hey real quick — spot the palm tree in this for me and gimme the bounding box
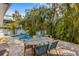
[7,10,22,36]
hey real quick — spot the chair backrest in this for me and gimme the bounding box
[0,50,6,56]
[49,41,58,50]
[34,44,49,56]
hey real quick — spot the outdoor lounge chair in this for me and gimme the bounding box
[34,43,49,56]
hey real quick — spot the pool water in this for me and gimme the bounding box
[15,33,32,41]
[3,29,44,41]
[3,28,32,41]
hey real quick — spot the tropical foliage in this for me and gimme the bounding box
[6,3,79,44]
[6,10,22,35]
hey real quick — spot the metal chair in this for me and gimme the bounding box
[47,41,59,56]
[34,43,49,56]
[0,49,9,56]
[49,41,58,50]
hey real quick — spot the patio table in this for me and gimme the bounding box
[24,37,58,55]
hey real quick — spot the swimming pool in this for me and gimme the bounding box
[3,29,32,41]
[15,33,32,41]
[3,29,44,41]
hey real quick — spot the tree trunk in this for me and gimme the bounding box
[0,3,10,37]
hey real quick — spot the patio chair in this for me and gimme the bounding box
[0,49,9,56]
[0,43,9,56]
[24,45,34,56]
[34,43,49,56]
[49,41,58,50]
[47,41,59,55]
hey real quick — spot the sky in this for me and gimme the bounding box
[5,3,41,16]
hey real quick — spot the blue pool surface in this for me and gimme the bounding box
[3,28,44,41]
[15,33,32,41]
